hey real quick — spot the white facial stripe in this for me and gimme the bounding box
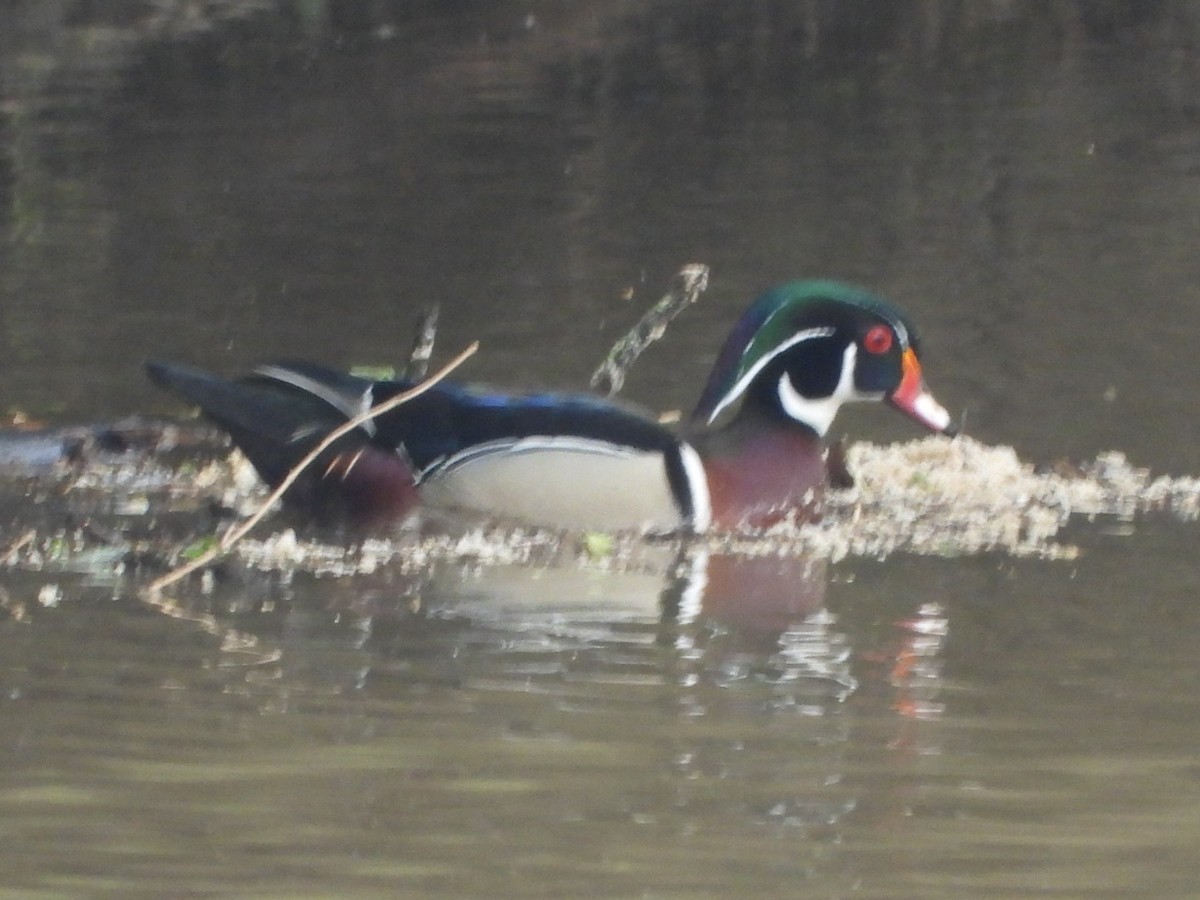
[776,343,868,436]
[706,327,836,424]
[677,441,711,532]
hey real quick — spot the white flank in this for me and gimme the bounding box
[420,436,685,532]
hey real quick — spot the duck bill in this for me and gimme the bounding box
[890,348,957,436]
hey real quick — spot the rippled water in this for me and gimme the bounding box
[5,2,1200,897]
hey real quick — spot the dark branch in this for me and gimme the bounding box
[590,264,709,395]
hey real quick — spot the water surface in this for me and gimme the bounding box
[4,2,1200,897]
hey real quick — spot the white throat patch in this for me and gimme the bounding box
[776,343,879,436]
[705,326,836,424]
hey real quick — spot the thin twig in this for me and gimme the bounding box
[142,341,479,598]
[590,264,710,395]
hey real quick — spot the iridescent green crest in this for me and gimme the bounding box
[691,280,911,424]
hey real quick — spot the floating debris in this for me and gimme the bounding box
[2,433,1199,582]
[235,527,566,578]
[222,435,1200,571]
[590,264,710,395]
[774,435,1197,561]
[36,583,62,608]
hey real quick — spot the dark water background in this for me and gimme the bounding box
[5,2,1200,897]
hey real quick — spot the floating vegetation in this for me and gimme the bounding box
[1,255,1198,587]
[188,435,1200,567]
[726,435,1197,562]
[2,429,1198,591]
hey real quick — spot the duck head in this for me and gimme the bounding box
[691,280,956,438]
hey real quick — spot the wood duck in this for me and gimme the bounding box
[146,280,955,532]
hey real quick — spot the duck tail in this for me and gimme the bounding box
[146,360,342,487]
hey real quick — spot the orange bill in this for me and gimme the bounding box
[889,348,957,435]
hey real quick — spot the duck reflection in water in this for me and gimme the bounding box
[255,539,947,728]
[203,541,949,841]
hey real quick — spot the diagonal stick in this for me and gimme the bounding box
[142,341,479,598]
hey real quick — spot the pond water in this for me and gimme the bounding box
[4,2,1200,897]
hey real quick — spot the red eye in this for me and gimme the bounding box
[863,325,894,355]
